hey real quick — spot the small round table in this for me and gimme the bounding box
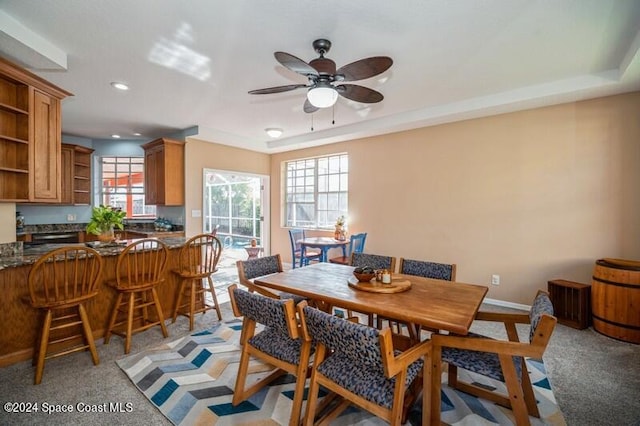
[244,245,263,260]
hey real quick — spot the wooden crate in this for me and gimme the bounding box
[547,279,591,330]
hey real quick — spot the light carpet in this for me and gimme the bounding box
[116,320,565,425]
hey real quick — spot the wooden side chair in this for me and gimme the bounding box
[27,246,104,384]
[228,284,313,426]
[431,290,557,426]
[329,232,367,265]
[104,238,170,354]
[298,301,431,426]
[289,228,321,268]
[171,233,223,330]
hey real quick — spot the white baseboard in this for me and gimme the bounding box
[483,297,531,312]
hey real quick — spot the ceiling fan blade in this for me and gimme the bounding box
[336,57,393,81]
[303,98,319,114]
[275,52,319,77]
[248,84,307,95]
[336,84,384,103]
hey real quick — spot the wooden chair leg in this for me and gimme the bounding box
[104,292,123,344]
[189,280,196,330]
[232,347,251,405]
[499,354,531,426]
[152,288,169,338]
[34,309,52,385]
[207,276,222,320]
[520,358,541,418]
[290,348,310,426]
[172,278,186,323]
[78,303,99,365]
[125,292,135,354]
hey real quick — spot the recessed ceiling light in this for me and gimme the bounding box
[110,82,129,91]
[133,132,141,136]
[265,128,283,138]
[111,134,121,139]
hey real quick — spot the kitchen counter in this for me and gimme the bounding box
[17,222,185,239]
[0,237,188,270]
[0,237,192,366]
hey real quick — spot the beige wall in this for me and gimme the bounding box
[267,92,640,304]
[183,138,270,237]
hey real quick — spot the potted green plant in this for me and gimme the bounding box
[86,205,126,242]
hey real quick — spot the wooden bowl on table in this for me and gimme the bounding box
[353,271,376,282]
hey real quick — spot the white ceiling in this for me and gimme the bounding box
[1,0,639,153]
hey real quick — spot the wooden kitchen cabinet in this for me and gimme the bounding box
[61,143,94,204]
[141,138,185,206]
[0,56,71,202]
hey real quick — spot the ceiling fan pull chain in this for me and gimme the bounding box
[332,105,335,125]
[310,113,314,131]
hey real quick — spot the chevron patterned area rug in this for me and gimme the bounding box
[116,320,565,425]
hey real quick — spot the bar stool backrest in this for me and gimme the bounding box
[29,246,103,307]
[115,238,169,290]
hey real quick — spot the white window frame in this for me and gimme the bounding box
[283,153,348,229]
[98,156,155,218]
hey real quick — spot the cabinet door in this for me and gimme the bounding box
[30,89,61,202]
[144,147,159,204]
[60,145,73,204]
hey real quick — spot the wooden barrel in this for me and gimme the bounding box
[592,258,640,344]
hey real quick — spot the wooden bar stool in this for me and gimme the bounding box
[104,238,169,354]
[27,246,103,384]
[172,234,222,330]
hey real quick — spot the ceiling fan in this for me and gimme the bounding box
[248,39,393,113]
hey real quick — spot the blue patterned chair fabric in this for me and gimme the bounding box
[351,253,394,270]
[241,255,281,280]
[442,292,554,381]
[529,291,554,342]
[239,255,306,304]
[232,287,306,365]
[302,305,423,409]
[401,259,454,280]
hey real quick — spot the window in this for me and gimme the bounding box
[100,157,155,218]
[284,153,348,229]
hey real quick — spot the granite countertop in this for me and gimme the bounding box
[0,237,188,270]
[17,222,184,236]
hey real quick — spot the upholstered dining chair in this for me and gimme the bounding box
[27,246,104,384]
[384,258,457,336]
[104,238,170,354]
[298,301,431,426]
[431,290,557,426]
[329,232,367,265]
[351,252,396,272]
[171,233,223,331]
[289,228,321,268]
[228,284,313,426]
[350,253,397,325]
[236,254,299,300]
[398,258,456,281]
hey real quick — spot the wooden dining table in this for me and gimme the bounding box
[298,237,349,266]
[253,262,489,425]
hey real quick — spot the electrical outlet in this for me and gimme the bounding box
[491,274,500,285]
[67,214,76,222]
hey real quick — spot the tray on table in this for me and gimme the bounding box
[347,276,411,293]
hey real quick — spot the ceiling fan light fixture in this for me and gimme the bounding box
[307,85,338,108]
[265,128,283,138]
